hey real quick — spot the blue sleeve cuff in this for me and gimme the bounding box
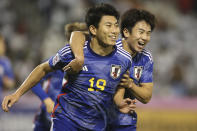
[32,82,49,101]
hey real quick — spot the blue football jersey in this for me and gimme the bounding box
[48,40,132,130]
[114,39,154,126]
[116,39,153,95]
[32,70,64,131]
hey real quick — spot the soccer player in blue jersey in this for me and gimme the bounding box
[2,3,135,131]
[0,34,15,104]
[31,22,88,131]
[66,8,156,131]
[32,70,64,131]
[111,9,156,131]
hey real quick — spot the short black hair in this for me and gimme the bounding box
[85,3,120,29]
[121,9,156,37]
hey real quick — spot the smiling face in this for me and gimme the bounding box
[124,20,151,53]
[91,15,120,47]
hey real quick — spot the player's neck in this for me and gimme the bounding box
[90,38,114,56]
[122,39,136,57]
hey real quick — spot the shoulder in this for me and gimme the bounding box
[115,39,123,48]
[51,44,74,66]
[141,49,153,63]
[116,46,132,63]
[58,44,72,57]
[83,41,89,49]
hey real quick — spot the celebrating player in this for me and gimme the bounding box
[31,22,88,131]
[66,8,156,131]
[2,3,135,131]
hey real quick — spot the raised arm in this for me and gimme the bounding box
[69,31,86,64]
[63,31,86,73]
[2,61,53,112]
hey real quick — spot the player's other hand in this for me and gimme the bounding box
[1,93,20,112]
[118,98,136,114]
[62,57,84,74]
[43,97,55,113]
[119,71,134,89]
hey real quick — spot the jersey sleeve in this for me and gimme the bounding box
[48,45,74,70]
[124,53,132,72]
[140,60,153,83]
[128,58,132,71]
[32,82,49,101]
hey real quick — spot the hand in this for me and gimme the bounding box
[119,71,134,89]
[118,98,137,114]
[62,57,84,74]
[1,93,20,112]
[43,97,55,113]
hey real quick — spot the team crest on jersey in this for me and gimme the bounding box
[110,64,121,79]
[134,66,143,80]
[53,53,60,66]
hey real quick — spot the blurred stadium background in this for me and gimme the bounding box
[0,0,197,131]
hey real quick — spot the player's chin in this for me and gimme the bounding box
[135,47,143,53]
[104,43,115,47]
[107,40,117,46]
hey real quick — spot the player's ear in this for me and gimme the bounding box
[123,28,130,38]
[89,25,97,36]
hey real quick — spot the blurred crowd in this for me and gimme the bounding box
[0,0,197,97]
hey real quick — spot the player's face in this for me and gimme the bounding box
[96,16,120,46]
[126,20,151,53]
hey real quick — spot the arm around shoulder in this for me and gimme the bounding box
[63,31,87,73]
[69,31,86,60]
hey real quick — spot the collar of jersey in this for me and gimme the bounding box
[87,40,117,58]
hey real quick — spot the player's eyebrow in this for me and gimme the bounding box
[104,21,118,25]
[138,28,145,32]
[138,28,151,33]
[104,22,112,25]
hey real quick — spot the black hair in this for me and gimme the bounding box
[121,9,156,37]
[85,3,120,29]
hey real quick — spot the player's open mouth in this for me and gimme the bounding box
[109,35,117,41]
[137,41,145,49]
[138,41,145,46]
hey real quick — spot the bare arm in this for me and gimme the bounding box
[70,31,86,60]
[2,61,53,112]
[63,31,87,73]
[43,97,55,113]
[119,72,153,104]
[128,82,153,104]
[15,62,53,97]
[114,87,136,114]
[113,87,125,106]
